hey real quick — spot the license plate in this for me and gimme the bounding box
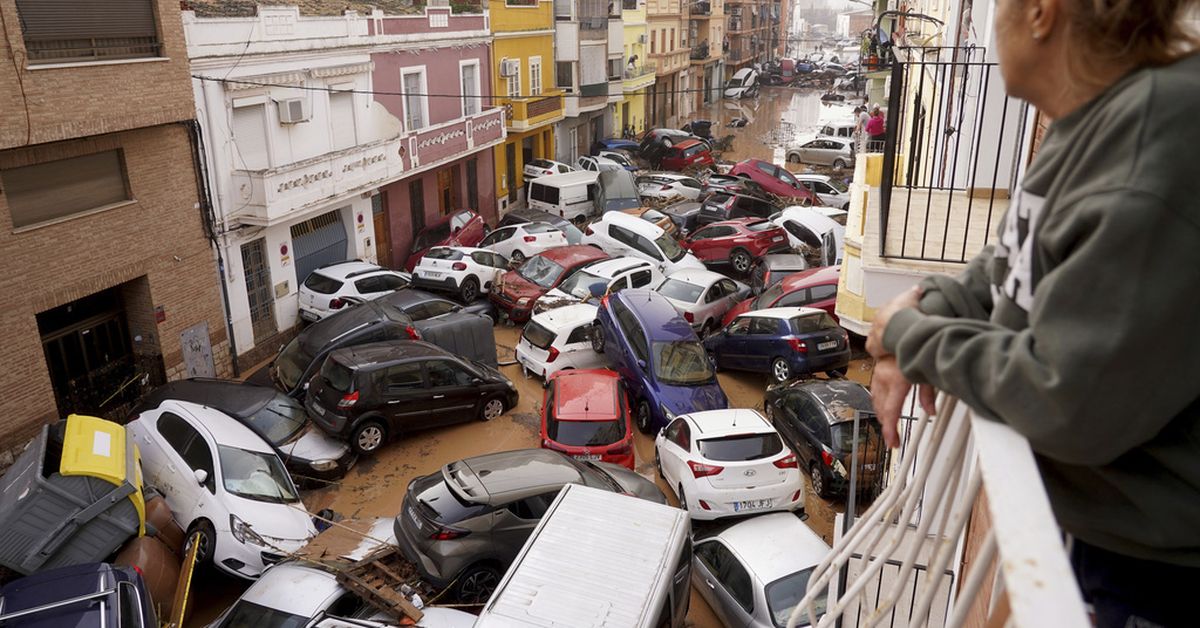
[300,310,319,322]
[425,271,442,278]
[772,236,784,242]
[733,498,773,513]
[818,340,838,351]
[574,454,601,462]
[407,506,422,530]
[312,403,326,416]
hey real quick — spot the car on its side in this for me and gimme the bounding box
[723,67,760,98]
[0,563,157,628]
[765,379,883,499]
[581,211,705,275]
[305,340,518,455]
[659,200,706,238]
[706,307,849,382]
[795,173,851,210]
[490,245,610,323]
[576,155,625,173]
[541,369,635,469]
[393,449,666,603]
[523,158,575,180]
[534,256,661,314]
[697,191,781,227]
[591,289,729,434]
[786,136,856,170]
[637,173,706,201]
[132,379,353,486]
[411,246,510,304]
[770,206,845,265]
[723,265,841,325]
[475,221,567,264]
[594,169,643,213]
[659,139,716,173]
[656,269,750,336]
[497,207,586,245]
[516,303,606,381]
[404,209,488,271]
[728,159,823,204]
[128,400,317,579]
[692,513,831,628]
[749,253,809,295]
[655,409,803,521]
[298,261,411,322]
[682,218,791,275]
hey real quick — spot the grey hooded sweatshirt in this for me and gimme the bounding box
[882,53,1200,566]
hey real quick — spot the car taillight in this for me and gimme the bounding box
[524,235,537,242]
[329,298,346,310]
[546,346,560,363]
[544,169,554,175]
[821,449,835,466]
[337,391,359,409]
[429,526,470,541]
[405,325,422,340]
[688,460,724,478]
[788,338,808,353]
[774,453,799,469]
[684,311,694,323]
[452,262,467,271]
[661,184,673,191]
[791,489,803,502]
[698,500,713,510]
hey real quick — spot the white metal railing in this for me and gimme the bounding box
[788,395,1091,628]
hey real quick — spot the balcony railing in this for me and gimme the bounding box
[689,42,710,60]
[622,0,638,8]
[501,93,565,128]
[788,395,1089,628]
[690,0,711,15]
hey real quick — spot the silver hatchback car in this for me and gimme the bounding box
[394,449,666,603]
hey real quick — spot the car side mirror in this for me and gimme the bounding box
[637,359,647,369]
[194,469,208,486]
[471,377,484,385]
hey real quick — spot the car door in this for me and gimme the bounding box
[715,317,752,369]
[699,281,729,328]
[352,275,395,303]
[686,225,731,262]
[658,418,692,490]
[693,540,758,628]
[136,410,215,527]
[375,362,436,432]
[769,390,804,452]
[425,359,482,426]
[605,224,640,258]
[560,324,602,370]
[488,491,560,564]
[743,316,783,372]
[798,140,822,164]
[478,226,517,259]
[470,251,505,289]
[796,394,832,467]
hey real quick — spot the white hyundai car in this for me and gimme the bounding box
[411,246,510,303]
[654,409,804,521]
[476,222,568,264]
[580,211,705,275]
[128,400,317,579]
[523,158,575,180]
[515,303,606,381]
[656,268,750,336]
[637,173,706,201]
[298,261,411,322]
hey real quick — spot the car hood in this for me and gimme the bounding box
[593,463,668,504]
[656,380,729,416]
[278,423,350,465]
[672,253,706,270]
[497,271,548,301]
[227,494,318,542]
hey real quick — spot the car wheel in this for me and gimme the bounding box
[460,276,480,303]
[455,564,501,604]
[810,463,831,499]
[635,399,654,435]
[677,484,689,513]
[834,158,848,170]
[511,250,526,264]
[842,202,851,210]
[662,137,674,148]
[480,396,506,421]
[185,519,216,565]
[351,420,388,456]
[826,366,849,378]
[787,153,800,163]
[730,249,753,274]
[772,357,792,383]
[590,324,606,353]
[706,349,720,372]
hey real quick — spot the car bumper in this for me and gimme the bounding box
[393,517,453,589]
[514,346,554,381]
[285,449,358,485]
[411,275,461,292]
[489,292,532,322]
[790,350,851,375]
[298,308,325,323]
[306,399,352,438]
[685,478,805,521]
[214,534,309,580]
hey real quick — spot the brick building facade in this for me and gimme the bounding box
[0,0,231,452]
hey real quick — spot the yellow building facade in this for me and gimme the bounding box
[620,1,655,134]
[491,0,565,213]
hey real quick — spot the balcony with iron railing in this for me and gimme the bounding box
[622,61,657,90]
[499,90,566,131]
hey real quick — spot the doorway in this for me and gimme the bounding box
[505,143,518,203]
[437,167,458,215]
[241,238,277,343]
[371,192,392,266]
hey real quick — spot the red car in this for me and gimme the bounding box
[681,218,791,275]
[540,369,634,469]
[727,158,822,204]
[660,139,716,172]
[722,264,841,325]
[490,245,609,322]
[403,209,488,271]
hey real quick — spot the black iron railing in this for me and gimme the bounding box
[878,47,1030,263]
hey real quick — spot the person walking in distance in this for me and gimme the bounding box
[866,1,1199,626]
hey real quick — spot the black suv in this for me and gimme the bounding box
[697,191,780,227]
[305,341,518,455]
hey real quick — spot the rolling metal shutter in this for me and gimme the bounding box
[290,211,349,286]
[15,0,160,63]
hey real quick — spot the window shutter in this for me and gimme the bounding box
[16,0,160,63]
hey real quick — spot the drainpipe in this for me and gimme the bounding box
[183,118,241,377]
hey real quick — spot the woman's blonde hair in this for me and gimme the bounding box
[1064,0,1199,85]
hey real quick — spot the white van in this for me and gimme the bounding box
[527,171,600,223]
[580,211,705,274]
[724,68,759,99]
[474,484,693,628]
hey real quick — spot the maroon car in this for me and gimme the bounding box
[660,139,716,172]
[681,218,791,274]
[404,209,488,271]
[727,158,822,205]
[490,245,609,322]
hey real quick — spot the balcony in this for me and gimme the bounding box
[622,0,638,8]
[689,0,711,15]
[500,91,566,131]
[689,42,711,61]
[623,62,656,91]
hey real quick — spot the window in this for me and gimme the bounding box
[664,418,691,451]
[383,363,424,390]
[670,28,676,51]
[409,299,458,320]
[16,0,161,64]
[696,541,755,613]
[629,269,654,288]
[776,288,810,307]
[506,59,522,98]
[330,90,357,151]
[427,361,474,387]
[461,62,480,116]
[117,581,146,628]
[402,69,427,131]
[809,284,837,301]
[2,150,131,229]
[566,324,592,345]
[607,58,622,80]
[505,492,557,520]
[231,105,270,170]
[651,32,656,54]
[466,158,479,211]
[727,318,752,335]
[156,412,196,459]
[480,227,516,248]
[354,276,387,294]
[556,61,574,89]
[529,57,543,96]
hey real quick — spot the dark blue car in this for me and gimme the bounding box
[591,289,729,434]
[704,307,850,382]
[593,138,640,154]
[0,563,157,628]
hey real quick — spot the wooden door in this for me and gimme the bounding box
[371,193,392,267]
[438,168,455,215]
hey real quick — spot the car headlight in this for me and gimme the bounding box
[660,404,677,422]
[310,459,338,472]
[230,514,264,545]
[517,297,531,306]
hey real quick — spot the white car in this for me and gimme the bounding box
[523,158,575,180]
[785,136,855,169]
[128,400,317,579]
[724,67,760,99]
[411,246,510,303]
[692,512,831,628]
[576,155,625,173]
[209,562,476,627]
[515,303,606,381]
[655,409,804,521]
[770,206,845,265]
[637,173,706,201]
[299,261,411,322]
[598,150,637,171]
[476,221,568,263]
[655,268,750,335]
[581,211,705,274]
[533,256,662,314]
[795,173,851,210]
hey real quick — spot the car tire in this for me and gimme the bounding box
[460,276,480,303]
[772,357,792,383]
[834,158,848,170]
[842,203,851,210]
[351,420,388,456]
[810,463,831,499]
[730,249,753,274]
[454,563,502,604]
[185,519,216,566]
[511,250,526,265]
[787,153,801,163]
[479,396,506,421]
[590,324,605,353]
[662,137,674,148]
[635,399,654,435]
[826,366,849,378]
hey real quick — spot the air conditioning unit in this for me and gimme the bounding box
[277,98,310,124]
[500,58,520,77]
[638,34,647,44]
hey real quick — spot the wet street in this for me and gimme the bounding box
[188,86,871,627]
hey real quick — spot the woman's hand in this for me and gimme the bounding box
[866,286,922,359]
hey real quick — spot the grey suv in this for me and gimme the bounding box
[394,449,666,603]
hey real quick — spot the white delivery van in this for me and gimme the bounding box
[474,484,693,628]
[527,170,600,223]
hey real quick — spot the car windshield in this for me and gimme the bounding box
[423,247,462,261]
[218,446,299,504]
[246,397,308,445]
[777,168,801,188]
[556,269,608,298]
[522,321,557,350]
[655,232,687,262]
[218,601,307,628]
[791,312,839,333]
[652,341,715,385]
[413,223,451,251]
[302,273,341,295]
[754,281,787,308]
[658,278,704,303]
[826,178,849,193]
[831,419,883,456]
[274,337,311,391]
[518,255,568,289]
[698,433,783,461]
[320,358,355,393]
[547,417,626,447]
[766,567,828,628]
